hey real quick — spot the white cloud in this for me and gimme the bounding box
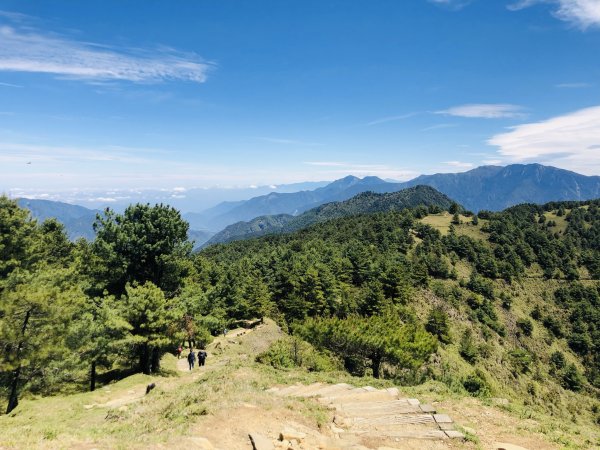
[0,81,22,87]
[437,104,526,119]
[428,0,474,10]
[0,18,212,84]
[303,161,417,180]
[509,0,600,30]
[443,160,475,169]
[366,112,419,126]
[487,105,600,174]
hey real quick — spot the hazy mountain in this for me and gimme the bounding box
[17,198,213,249]
[205,185,454,246]
[401,164,600,212]
[191,164,600,231]
[191,175,400,231]
[17,198,101,241]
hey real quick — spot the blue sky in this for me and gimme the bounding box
[0,0,599,196]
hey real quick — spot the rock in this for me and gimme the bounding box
[491,398,510,405]
[249,432,275,450]
[279,427,306,442]
[494,443,530,450]
[433,413,453,423]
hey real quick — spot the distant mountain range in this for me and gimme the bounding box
[188,164,600,231]
[204,185,455,246]
[14,164,600,245]
[16,198,214,249]
[17,198,100,241]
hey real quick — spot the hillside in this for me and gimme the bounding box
[1,195,599,449]
[205,185,455,246]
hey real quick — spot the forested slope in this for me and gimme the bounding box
[206,185,455,246]
[1,194,599,445]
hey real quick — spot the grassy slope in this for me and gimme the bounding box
[0,319,597,449]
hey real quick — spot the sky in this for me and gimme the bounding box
[0,0,599,198]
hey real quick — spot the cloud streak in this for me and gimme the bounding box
[437,103,526,119]
[487,105,600,174]
[509,0,600,30]
[0,17,213,84]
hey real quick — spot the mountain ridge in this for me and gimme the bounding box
[204,185,456,247]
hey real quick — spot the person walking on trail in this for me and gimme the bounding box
[176,345,182,359]
[198,349,208,367]
[187,349,196,370]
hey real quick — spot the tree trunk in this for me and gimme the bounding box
[90,360,97,391]
[6,366,21,414]
[139,344,151,375]
[6,309,31,414]
[371,353,382,379]
[150,347,160,373]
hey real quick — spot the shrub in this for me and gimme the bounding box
[256,336,340,372]
[463,370,490,397]
[459,330,479,364]
[516,318,533,337]
[425,307,452,344]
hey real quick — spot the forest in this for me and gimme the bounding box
[0,192,599,422]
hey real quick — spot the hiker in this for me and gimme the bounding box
[198,349,208,367]
[187,349,196,370]
[176,345,182,359]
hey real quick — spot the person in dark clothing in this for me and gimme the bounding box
[198,349,208,367]
[187,350,196,370]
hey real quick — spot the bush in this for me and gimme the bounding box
[463,370,490,397]
[508,349,532,374]
[256,336,341,372]
[459,330,479,364]
[516,318,533,337]
[562,364,585,392]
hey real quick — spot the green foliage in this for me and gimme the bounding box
[508,349,532,374]
[516,318,533,337]
[295,313,437,379]
[90,203,191,297]
[256,336,341,372]
[425,307,452,344]
[463,370,490,397]
[459,329,479,364]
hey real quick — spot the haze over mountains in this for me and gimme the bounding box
[15,164,600,248]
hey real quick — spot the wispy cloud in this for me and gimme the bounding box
[0,81,22,88]
[421,123,458,131]
[303,161,417,180]
[487,105,600,174]
[366,112,419,126]
[0,14,213,84]
[509,0,600,30]
[437,103,526,119]
[428,0,474,11]
[442,160,474,169]
[556,82,592,88]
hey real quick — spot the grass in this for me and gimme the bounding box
[420,212,488,240]
[1,318,598,449]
